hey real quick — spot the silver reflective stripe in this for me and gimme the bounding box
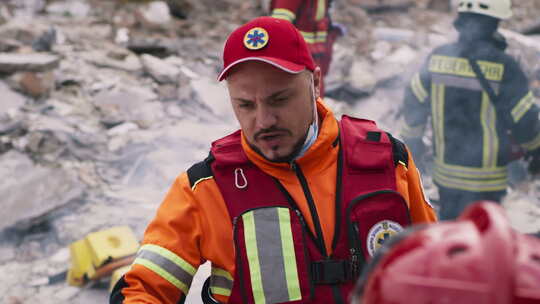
[432,74,500,93]
[254,208,290,304]
[137,250,194,286]
[133,244,196,294]
[210,266,233,297]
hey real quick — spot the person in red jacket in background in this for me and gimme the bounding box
[270,0,344,96]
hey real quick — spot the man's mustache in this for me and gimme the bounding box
[254,127,291,141]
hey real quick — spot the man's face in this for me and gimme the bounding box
[226,61,320,162]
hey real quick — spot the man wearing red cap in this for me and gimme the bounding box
[110,17,436,304]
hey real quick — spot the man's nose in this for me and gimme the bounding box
[255,105,278,129]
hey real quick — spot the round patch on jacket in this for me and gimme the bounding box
[367,220,404,256]
[244,27,269,50]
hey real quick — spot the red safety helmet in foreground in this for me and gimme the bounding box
[353,201,540,304]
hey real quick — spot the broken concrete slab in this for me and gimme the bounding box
[0,53,60,73]
[0,81,26,115]
[140,54,180,84]
[0,150,84,232]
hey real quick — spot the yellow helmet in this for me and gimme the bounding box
[457,0,512,20]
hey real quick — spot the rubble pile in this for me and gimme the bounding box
[0,0,538,303]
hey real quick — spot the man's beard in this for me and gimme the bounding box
[250,130,309,163]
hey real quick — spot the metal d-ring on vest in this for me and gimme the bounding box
[234,168,248,189]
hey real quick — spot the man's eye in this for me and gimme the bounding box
[273,96,288,104]
[239,103,254,109]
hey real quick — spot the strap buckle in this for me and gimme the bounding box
[311,259,352,285]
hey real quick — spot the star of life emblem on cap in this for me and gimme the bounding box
[243,27,269,50]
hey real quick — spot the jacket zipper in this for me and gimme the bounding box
[349,222,362,278]
[290,160,328,257]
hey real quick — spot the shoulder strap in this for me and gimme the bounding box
[467,57,499,103]
[386,132,409,168]
[187,153,215,189]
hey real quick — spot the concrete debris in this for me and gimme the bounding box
[45,0,91,18]
[0,0,538,303]
[140,54,180,84]
[0,81,26,115]
[0,150,84,232]
[0,53,60,73]
[137,1,172,27]
[372,27,415,43]
[9,70,55,98]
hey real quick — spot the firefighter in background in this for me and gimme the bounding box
[351,201,540,304]
[110,17,436,304]
[400,0,540,220]
[270,0,344,96]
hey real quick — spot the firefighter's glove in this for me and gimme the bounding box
[526,148,540,176]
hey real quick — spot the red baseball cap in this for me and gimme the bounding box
[218,16,315,81]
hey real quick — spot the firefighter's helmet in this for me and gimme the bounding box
[457,0,512,20]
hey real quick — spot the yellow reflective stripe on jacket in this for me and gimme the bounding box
[271,8,296,22]
[434,159,507,179]
[410,72,428,103]
[278,208,301,301]
[433,159,508,192]
[431,83,446,162]
[300,30,328,43]
[480,92,499,168]
[433,171,507,192]
[133,244,196,294]
[511,91,535,123]
[521,132,540,151]
[316,0,326,20]
[210,266,234,297]
[243,212,265,304]
[400,120,425,139]
[429,55,504,81]
[191,176,213,191]
[243,208,302,304]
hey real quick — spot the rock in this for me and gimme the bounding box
[136,1,172,28]
[127,36,176,57]
[107,122,139,137]
[0,245,16,264]
[0,38,22,53]
[0,150,84,232]
[191,78,232,120]
[84,51,142,73]
[348,60,377,94]
[157,84,178,101]
[372,27,415,43]
[0,81,26,115]
[9,71,55,98]
[0,53,60,73]
[140,54,180,84]
[11,0,46,16]
[45,0,91,18]
[93,86,158,126]
[500,29,540,53]
[31,27,56,52]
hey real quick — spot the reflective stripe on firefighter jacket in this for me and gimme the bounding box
[210,115,411,303]
[401,38,540,192]
[270,0,334,75]
[110,100,437,304]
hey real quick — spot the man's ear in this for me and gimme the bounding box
[313,67,322,99]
